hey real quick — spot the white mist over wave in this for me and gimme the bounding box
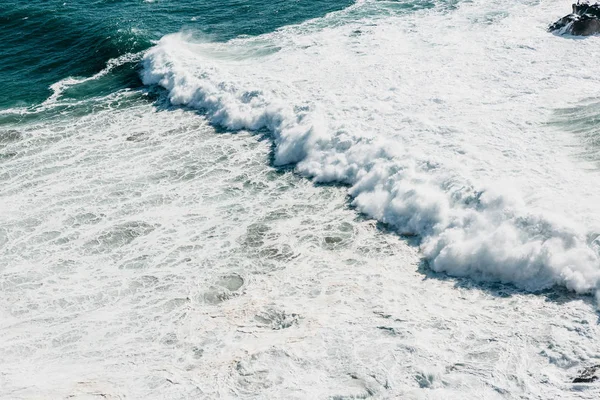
[142,0,600,296]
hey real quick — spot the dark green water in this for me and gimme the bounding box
[0,0,355,109]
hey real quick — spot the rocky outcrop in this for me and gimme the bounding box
[549,2,600,36]
[573,365,600,383]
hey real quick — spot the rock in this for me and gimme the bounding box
[573,364,600,383]
[549,2,600,36]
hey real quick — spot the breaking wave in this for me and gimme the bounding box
[141,9,600,297]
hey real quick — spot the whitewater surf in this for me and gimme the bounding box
[1,0,600,398]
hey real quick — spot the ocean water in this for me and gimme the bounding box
[1,0,600,398]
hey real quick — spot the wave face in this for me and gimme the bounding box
[142,1,600,296]
[0,0,354,109]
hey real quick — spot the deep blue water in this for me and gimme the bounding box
[0,0,355,109]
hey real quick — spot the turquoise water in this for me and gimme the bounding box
[0,0,354,109]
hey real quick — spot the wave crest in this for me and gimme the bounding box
[142,32,600,297]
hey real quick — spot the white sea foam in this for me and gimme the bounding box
[4,1,600,399]
[142,0,600,296]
